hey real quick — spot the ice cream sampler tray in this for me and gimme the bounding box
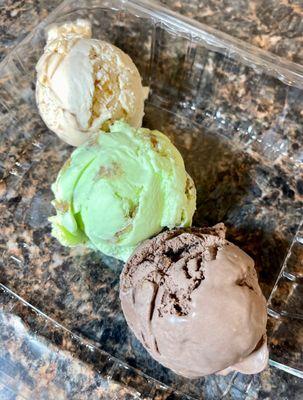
[0,0,302,398]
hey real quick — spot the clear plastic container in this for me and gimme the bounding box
[0,0,302,397]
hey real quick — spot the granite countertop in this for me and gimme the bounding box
[0,1,303,399]
[1,0,302,64]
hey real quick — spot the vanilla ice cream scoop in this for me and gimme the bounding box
[36,19,148,146]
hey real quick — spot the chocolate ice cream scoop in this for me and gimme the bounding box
[120,224,268,378]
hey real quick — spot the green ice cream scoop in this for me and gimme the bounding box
[50,121,196,261]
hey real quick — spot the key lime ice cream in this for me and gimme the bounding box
[50,121,196,261]
[36,19,148,146]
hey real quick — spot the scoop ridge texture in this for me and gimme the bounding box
[120,224,268,377]
[36,19,148,146]
[50,121,196,261]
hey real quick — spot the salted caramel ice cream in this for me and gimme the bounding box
[36,19,148,146]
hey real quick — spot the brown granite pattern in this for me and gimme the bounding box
[1,1,302,65]
[0,0,302,399]
[161,0,303,65]
[1,284,303,400]
[0,0,61,63]
[0,285,192,400]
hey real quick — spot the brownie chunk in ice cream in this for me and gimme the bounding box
[120,224,268,377]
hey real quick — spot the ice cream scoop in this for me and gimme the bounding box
[50,121,196,261]
[120,224,268,377]
[36,19,148,146]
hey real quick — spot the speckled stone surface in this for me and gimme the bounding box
[1,0,302,65]
[0,0,303,399]
[160,0,303,65]
[1,284,303,400]
[0,0,61,63]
